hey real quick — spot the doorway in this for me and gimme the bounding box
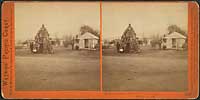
[84,39,89,48]
[172,38,176,48]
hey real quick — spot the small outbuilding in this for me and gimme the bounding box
[74,32,99,50]
[162,32,187,49]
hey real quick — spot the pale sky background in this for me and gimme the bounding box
[102,2,188,40]
[15,2,188,42]
[15,2,100,42]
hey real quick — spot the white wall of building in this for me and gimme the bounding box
[77,32,99,49]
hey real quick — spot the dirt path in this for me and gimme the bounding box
[103,49,188,91]
[15,49,100,91]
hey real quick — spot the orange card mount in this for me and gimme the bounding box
[1,1,199,99]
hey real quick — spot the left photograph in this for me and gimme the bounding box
[15,2,100,91]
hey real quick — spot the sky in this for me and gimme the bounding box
[102,2,188,40]
[15,2,188,42]
[15,2,100,42]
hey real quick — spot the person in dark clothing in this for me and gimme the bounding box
[116,41,120,52]
[158,39,162,50]
[71,39,74,50]
[30,42,33,53]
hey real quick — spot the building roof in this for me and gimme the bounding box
[78,32,99,39]
[164,32,186,39]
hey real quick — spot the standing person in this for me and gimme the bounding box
[116,41,120,52]
[71,37,74,50]
[30,42,33,53]
[48,40,54,54]
[158,39,162,50]
[162,38,167,50]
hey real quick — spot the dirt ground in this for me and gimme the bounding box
[103,45,188,91]
[16,45,188,91]
[15,47,100,91]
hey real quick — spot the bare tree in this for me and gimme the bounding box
[150,34,162,49]
[63,34,73,48]
[54,33,60,46]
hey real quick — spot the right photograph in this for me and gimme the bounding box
[102,2,188,91]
